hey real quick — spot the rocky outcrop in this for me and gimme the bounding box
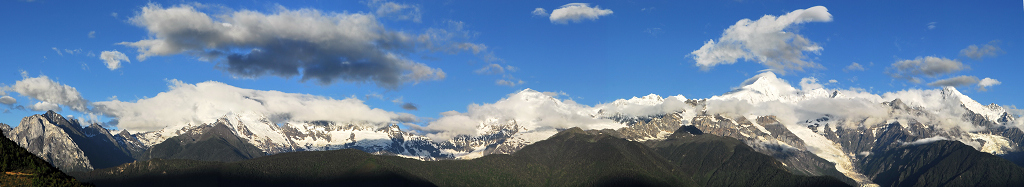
[5,111,93,172]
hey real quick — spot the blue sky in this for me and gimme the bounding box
[1,0,1021,131]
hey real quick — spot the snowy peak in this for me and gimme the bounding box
[940,86,1006,121]
[738,71,798,95]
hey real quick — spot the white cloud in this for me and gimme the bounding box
[93,80,406,132]
[474,63,505,75]
[690,6,831,73]
[496,79,524,87]
[880,89,978,130]
[119,3,477,89]
[100,50,130,70]
[63,49,82,55]
[0,96,16,105]
[415,89,624,141]
[366,0,421,22]
[887,56,965,83]
[88,31,96,38]
[595,94,692,117]
[927,22,937,30]
[926,75,978,87]
[904,136,947,146]
[29,102,61,112]
[531,8,548,17]
[12,72,90,112]
[960,40,1003,60]
[828,79,838,83]
[799,77,823,91]
[978,77,1001,91]
[843,62,865,72]
[52,47,63,56]
[111,12,118,18]
[548,3,613,24]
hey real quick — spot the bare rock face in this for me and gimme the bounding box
[6,111,94,172]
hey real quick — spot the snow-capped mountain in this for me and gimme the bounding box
[2,111,136,173]
[5,71,1022,187]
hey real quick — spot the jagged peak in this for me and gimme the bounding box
[887,98,910,110]
[830,90,843,98]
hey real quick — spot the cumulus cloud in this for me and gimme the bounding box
[548,3,613,24]
[691,6,831,73]
[887,56,965,83]
[93,80,407,132]
[843,62,865,72]
[978,77,1001,91]
[799,77,823,91]
[415,89,624,141]
[118,3,482,89]
[531,8,548,17]
[12,72,90,112]
[0,96,16,105]
[100,50,130,70]
[29,102,60,112]
[960,40,1003,60]
[926,75,979,87]
[88,31,96,38]
[366,0,421,22]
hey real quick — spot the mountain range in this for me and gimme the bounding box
[3,71,1024,186]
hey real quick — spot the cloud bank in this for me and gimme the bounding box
[93,80,407,132]
[547,3,613,24]
[691,6,832,73]
[120,3,478,89]
[414,89,625,141]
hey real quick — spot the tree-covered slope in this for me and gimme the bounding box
[77,127,693,187]
[860,140,1024,187]
[646,125,854,187]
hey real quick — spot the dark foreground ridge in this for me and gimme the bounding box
[647,125,853,186]
[75,125,850,187]
[859,140,1024,187]
[0,127,92,186]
